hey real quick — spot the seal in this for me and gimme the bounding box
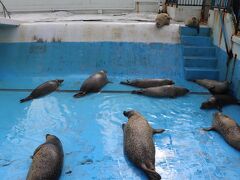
[201,94,240,111]
[122,110,164,180]
[120,79,174,88]
[155,13,171,28]
[27,134,64,180]
[185,16,200,33]
[193,79,229,94]
[132,85,189,98]
[73,70,110,98]
[20,79,64,103]
[203,112,240,151]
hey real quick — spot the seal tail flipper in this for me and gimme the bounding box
[20,96,32,103]
[153,128,165,135]
[131,90,143,94]
[122,123,125,131]
[202,127,215,131]
[196,25,200,34]
[73,91,86,98]
[141,163,161,180]
[120,81,128,85]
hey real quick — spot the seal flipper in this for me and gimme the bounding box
[120,80,130,85]
[153,128,165,135]
[202,127,215,131]
[122,123,125,130]
[20,96,33,103]
[196,26,200,34]
[31,144,45,158]
[73,91,86,98]
[132,90,143,94]
[141,163,161,180]
[217,105,223,112]
[208,86,215,93]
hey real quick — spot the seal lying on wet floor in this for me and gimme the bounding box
[192,79,229,94]
[120,79,174,88]
[201,94,240,111]
[122,110,164,180]
[203,112,240,151]
[20,79,64,103]
[73,70,111,98]
[27,134,64,180]
[132,85,189,98]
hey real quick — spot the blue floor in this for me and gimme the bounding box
[0,77,240,180]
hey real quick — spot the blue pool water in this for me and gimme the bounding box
[0,42,240,180]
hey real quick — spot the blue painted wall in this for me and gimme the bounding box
[0,42,183,78]
[217,46,240,99]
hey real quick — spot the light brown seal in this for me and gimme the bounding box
[155,13,171,28]
[185,16,200,33]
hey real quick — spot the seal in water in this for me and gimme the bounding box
[185,16,200,33]
[27,134,64,180]
[155,13,171,28]
[203,112,240,151]
[120,79,174,88]
[20,79,64,103]
[201,94,240,111]
[122,110,164,180]
[192,79,229,94]
[73,70,110,98]
[132,85,189,98]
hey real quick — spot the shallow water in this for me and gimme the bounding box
[0,78,240,180]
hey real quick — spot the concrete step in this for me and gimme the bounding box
[183,46,216,57]
[184,67,219,80]
[184,56,217,68]
[180,26,211,36]
[181,36,212,46]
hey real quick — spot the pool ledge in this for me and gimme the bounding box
[0,21,180,43]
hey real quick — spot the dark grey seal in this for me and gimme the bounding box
[20,79,64,103]
[73,70,110,98]
[203,112,240,151]
[193,79,229,94]
[27,134,64,180]
[120,79,174,88]
[132,85,189,98]
[201,94,240,111]
[122,110,164,180]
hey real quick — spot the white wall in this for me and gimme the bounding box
[1,0,135,12]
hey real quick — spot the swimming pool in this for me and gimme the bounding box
[0,23,240,180]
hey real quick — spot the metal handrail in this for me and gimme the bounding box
[211,0,239,33]
[0,0,10,19]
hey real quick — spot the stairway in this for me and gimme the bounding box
[180,26,219,80]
